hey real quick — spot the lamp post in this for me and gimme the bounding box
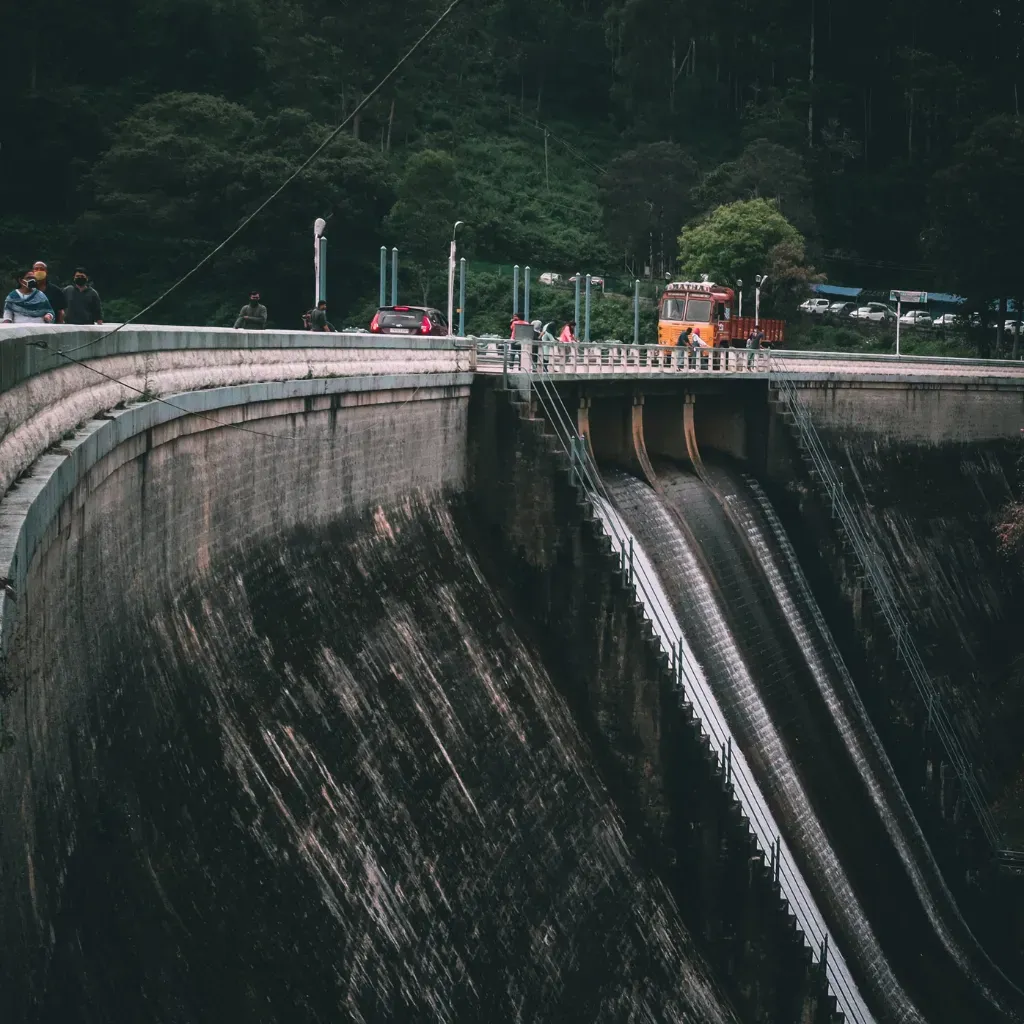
[447,220,465,336]
[736,278,744,319]
[755,274,769,327]
[458,257,466,337]
[314,218,327,306]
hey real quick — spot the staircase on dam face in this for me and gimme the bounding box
[766,365,1020,867]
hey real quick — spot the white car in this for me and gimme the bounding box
[898,310,932,327]
[800,298,831,314]
[932,313,959,327]
[538,272,562,286]
[850,303,896,322]
[1004,320,1023,334]
[828,301,859,317]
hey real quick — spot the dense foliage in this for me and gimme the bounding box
[2,0,1023,335]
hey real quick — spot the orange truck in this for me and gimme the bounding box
[657,280,785,346]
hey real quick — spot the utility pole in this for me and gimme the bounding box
[447,220,465,336]
[314,218,327,306]
[544,129,550,190]
[755,274,768,327]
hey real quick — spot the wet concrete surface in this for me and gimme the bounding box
[19,495,738,1024]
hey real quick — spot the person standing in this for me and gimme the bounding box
[509,313,532,368]
[234,290,267,330]
[746,326,765,369]
[31,261,66,324]
[2,270,55,323]
[309,299,334,332]
[63,268,103,325]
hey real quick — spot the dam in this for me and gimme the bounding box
[0,324,1022,1022]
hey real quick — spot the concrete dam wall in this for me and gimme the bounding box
[761,376,1024,965]
[0,358,836,1023]
[4,334,1023,1023]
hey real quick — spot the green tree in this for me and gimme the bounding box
[80,92,394,324]
[678,199,820,311]
[693,139,817,240]
[927,115,1024,355]
[599,142,699,275]
[385,150,460,304]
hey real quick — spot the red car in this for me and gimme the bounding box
[369,305,450,336]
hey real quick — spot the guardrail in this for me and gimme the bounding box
[476,340,769,376]
[767,354,1005,853]
[514,355,867,1022]
[0,324,475,396]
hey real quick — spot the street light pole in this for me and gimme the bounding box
[736,278,744,319]
[755,274,769,327]
[314,218,327,306]
[447,220,464,336]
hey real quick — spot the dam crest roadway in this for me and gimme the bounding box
[1,322,1023,1024]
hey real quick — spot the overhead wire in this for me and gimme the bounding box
[54,0,467,360]
[23,0,469,443]
[53,346,463,443]
[506,106,607,176]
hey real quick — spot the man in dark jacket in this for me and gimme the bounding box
[309,299,335,332]
[31,261,66,323]
[234,290,268,329]
[63,268,103,325]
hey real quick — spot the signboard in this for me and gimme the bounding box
[890,290,928,304]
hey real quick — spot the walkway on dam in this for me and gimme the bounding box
[475,340,1024,382]
[3,323,1024,390]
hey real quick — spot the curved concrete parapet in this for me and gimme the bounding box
[0,325,473,503]
[0,372,472,997]
[0,371,472,657]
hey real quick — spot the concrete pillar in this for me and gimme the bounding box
[630,394,658,487]
[683,393,706,475]
[577,395,595,462]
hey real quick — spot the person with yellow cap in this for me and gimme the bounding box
[31,261,66,324]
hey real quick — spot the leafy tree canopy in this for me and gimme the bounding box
[599,142,699,274]
[927,115,1024,304]
[384,150,460,303]
[693,139,817,242]
[78,92,395,323]
[678,199,819,310]
[5,0,1024,330]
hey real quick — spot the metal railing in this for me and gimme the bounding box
[478,340,1024,381]
[509,348,865,1021]
[478,340,770,377]
[767,355,1004,852]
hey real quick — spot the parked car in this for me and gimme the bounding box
[933,312,980,328]
[827,301,859,318]
[539,272,562,286]
[850,303,896,322]
[898,310,933,327]
[570,274,605,291]
[800,298,831,314]
[369,305,449,336]
[1005,320,1023,334]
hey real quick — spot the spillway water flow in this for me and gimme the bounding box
[721,466,1024,1020]
[603,470,930,1023]
[593,494,876,1024]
